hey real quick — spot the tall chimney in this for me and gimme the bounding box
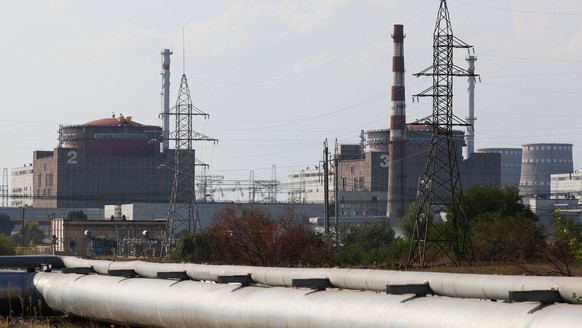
[464,55,477,159]
[387,25,406,220]
[161,49,172,153]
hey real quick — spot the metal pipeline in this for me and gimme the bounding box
[0,255,65,269]
[0,257,581,326]
[32,271,582,328]
[60,257,582,304]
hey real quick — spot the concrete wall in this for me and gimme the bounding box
[33,148,176,208]
[106,202,324,230]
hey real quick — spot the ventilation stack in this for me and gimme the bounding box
[465,55,477,159]
[387,24,407,220]
[161,49,172,153]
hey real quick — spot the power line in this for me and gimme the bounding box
[188,4,438,85]
[451,0,582,16]
[482,81,582,95]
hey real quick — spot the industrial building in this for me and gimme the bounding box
[287,167,327,204]
[10,164,33,207]
[477,148,522,188]
[334,127,499,219]
[551,172,582,200]
[519,143,573,198]
[32,115,177,208]
[287,125,500,221]
[286,24,499,221]
[49,219,166,257]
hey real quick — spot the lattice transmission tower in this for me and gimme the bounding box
[162,73,217,255]
[407,0,478,266]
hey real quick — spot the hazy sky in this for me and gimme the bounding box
[2,0,582,196]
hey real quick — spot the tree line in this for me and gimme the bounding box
[169,186,582,275]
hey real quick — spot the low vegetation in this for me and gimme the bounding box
[167,186,582,276]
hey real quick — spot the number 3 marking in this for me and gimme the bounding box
[380,154,389,168]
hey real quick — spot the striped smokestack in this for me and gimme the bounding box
[387,24,406,220]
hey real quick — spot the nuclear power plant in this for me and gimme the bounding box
[2,15,579,234]
[32,115,176,209]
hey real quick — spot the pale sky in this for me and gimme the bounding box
[2,0,582,198]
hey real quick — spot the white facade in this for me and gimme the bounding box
[551,172,582,200]
[287,168,328,203]
[287,168,389,219]
[11,165,34,207]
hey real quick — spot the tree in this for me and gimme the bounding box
[167,231,212,263]
[66,210,88,220]
[206,205,325,266]
[459,185,543,263]
[461,185,535,220]
[0,235,15,255]
[12,221,45,246]
[471,213,544,262]
[538,210,582,276]
[398,202,420,240]
[334,221,396,266]
[0,213,14,235]
[398,202,439,242]
[403,186,543,264]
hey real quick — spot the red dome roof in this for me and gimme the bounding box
[85,116,142,126]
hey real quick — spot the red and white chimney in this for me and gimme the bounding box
[387,24,407,220]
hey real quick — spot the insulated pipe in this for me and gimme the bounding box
[0,255,65,269]
[0,271,50,316]
[60,257,582,304]
[32,272,582,328]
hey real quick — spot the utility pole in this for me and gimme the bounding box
[323,139,330,234]
[334,139,339,232]
[1,168,8,207]
[21,206,25,248]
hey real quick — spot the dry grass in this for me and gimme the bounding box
[2,317,120,328]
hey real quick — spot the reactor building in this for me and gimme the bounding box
[518,143,573,198]
[477,148,522,188]
[33,115,177,208]
[334,126,499,219]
